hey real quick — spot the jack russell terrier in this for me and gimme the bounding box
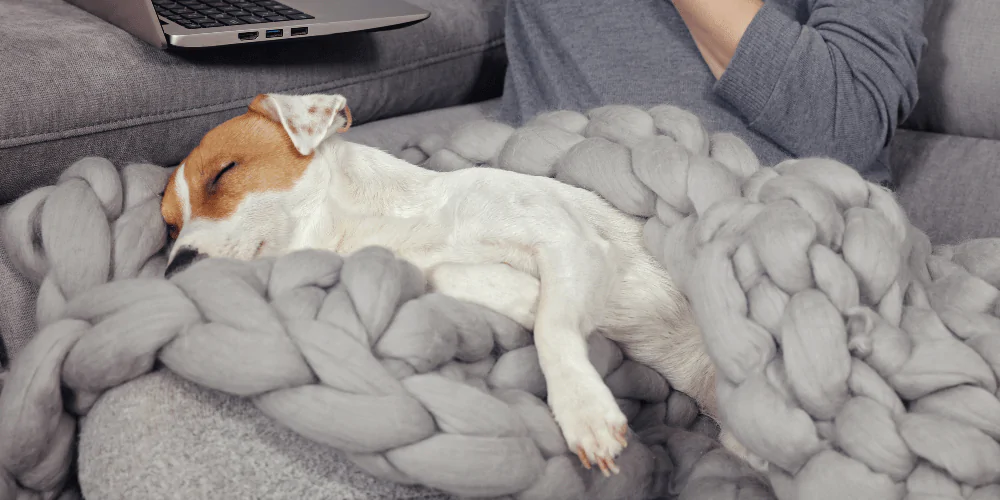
[160,93,729,475]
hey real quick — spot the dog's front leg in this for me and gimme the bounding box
[532,239,628,476]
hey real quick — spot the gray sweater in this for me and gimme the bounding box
[499,0,929,183]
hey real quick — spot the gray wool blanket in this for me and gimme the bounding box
[2,103,1000,500]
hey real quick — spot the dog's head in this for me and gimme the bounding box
[160,93,352,277]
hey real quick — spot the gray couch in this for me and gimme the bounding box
[0,0,998,498]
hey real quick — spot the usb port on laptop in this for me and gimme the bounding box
[265,29,283,38]
[290,27,308,36]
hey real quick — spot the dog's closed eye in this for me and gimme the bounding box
[209,161,237,193]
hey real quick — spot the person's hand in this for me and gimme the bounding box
[671,0,764,78]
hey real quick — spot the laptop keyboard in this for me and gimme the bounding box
[153,0,314,29]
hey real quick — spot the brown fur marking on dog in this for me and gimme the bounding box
[160,104,312,231]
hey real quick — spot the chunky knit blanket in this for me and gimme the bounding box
[2,104,1000,500]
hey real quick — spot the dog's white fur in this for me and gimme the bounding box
[164,93,727,473]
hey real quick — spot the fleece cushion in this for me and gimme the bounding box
[0,0,506,203]
[79,371,456,500]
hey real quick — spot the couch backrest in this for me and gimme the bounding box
[903,0,1000,140]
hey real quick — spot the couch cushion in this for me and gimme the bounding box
[902,0,1000,140]
[891,129,1000,244]
[0,0,506,204]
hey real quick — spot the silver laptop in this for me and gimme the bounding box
[66,0,430,49]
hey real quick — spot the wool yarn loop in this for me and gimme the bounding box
[403,103,1000,499]
[3,102,1000,499]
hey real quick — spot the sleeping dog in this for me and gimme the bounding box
[160,93,726,475]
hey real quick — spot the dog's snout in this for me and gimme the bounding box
[165,247,207,278]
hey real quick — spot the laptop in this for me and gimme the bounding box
[66,0,431,49]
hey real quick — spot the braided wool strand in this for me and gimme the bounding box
[0,157,770,499]
[401,104,1000,499]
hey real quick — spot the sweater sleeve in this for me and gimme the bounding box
[712,0,928,169]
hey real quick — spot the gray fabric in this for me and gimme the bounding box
[401,104,1000,498]
[0,207,35,370]
[499,0,929,184]
[80,371,454,500]
[0,100,500,370]
[3,101,1000,499]
[891,129,1000,244]
[0,0,507,204]
[0,155,765,500]
[903,0,1000,140]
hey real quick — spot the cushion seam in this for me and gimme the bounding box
[0,38,504,149]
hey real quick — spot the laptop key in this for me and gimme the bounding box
[219,18,246,25]
[182,11,204,18]
[238,15,267,23]
[210,12,234,18]
[285,13,312,20]
[264,14,288,21]
[199,21,225,27]
[202,8,223,14]
[178,21,200,28]
[274,8,300,14]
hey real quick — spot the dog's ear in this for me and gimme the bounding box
[248,93,352,156]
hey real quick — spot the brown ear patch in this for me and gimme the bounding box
[336,105,352,133]
[176,111,313,222]
[248,94,270,117]
[160,168,184,238]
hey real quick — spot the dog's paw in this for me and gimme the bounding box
[548,378,629,476]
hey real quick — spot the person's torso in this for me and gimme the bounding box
[499,0,835,170]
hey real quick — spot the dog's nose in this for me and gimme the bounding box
[165,247,207,278]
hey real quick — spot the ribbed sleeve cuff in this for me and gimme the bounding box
[713,3,803,123]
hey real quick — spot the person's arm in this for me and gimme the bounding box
[675,0,928,170]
